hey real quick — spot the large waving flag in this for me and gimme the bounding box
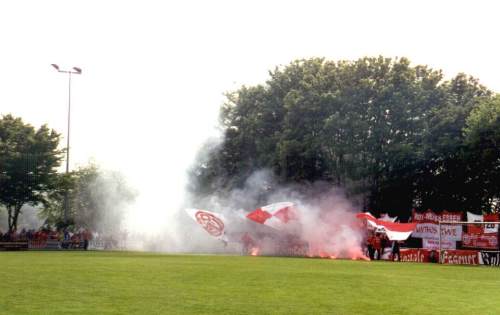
[356,212,416,241]
[467,212,500,234]
[246,202,297,230]
[467,211,484,234]
[185,208,228,242]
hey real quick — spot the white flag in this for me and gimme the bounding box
[379,213,398,222]
[467,212,483,223]
[185,208,228,242]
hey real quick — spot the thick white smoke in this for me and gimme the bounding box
[176,169,367,259]
[0,149,366,259]
[0,205,44,233]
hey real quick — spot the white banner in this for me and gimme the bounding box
[412,223,462,241]
[484,222,499,234]
[467,211,483,223]
[422,238,456,250]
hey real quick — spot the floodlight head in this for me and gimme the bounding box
[51,64,60,71]
[73,67,82,74]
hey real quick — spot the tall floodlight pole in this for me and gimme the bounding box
[51,64,82,223]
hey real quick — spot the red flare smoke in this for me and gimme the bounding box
[250,247,260,256]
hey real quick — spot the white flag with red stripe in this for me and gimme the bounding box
[356,212,416,241]
[246,202,297,230]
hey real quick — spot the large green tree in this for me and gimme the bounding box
[0,115,63,232]
[190,57,496,217]
[461,95,500,212]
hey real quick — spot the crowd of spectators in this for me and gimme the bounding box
[0,227,93,250]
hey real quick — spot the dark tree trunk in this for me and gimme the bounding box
[7,205,22,233]
[7,206,14,233]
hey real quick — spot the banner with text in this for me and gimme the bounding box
[440,250,480,265]
[411,209,462,242]
[422,238,456,250]
[400,248,435,263]
[479,251,500,266]
[401,248,499,266]
[462,233,498,249]
[411,223,462,241]
[412,209,462,223]
[484,213,499,234]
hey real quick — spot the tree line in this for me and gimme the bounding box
[190,57,500,219]
[0,114,135,233]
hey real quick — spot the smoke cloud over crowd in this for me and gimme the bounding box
[155,169,368,259]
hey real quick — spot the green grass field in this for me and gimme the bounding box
[1,251,499,315]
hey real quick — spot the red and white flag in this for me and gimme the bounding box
[246,202,297,230]
[467,211,484,234]
[356,212,417,241]
[185,208,228,242]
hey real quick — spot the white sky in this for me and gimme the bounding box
[1,0,499,233]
